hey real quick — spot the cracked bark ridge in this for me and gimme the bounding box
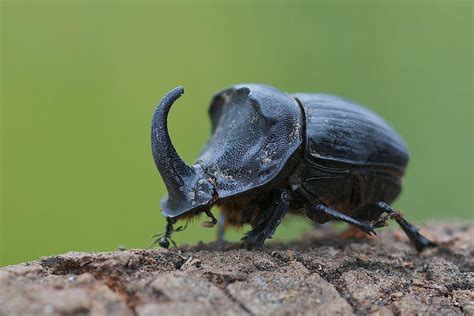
[0,223,473,316]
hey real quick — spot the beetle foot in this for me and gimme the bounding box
[411,232,437,252]
[359,223,377,236]
[395,217,437,252]
[240,232,266,251]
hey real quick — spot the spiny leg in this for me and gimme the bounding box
[354,201,436,252]
[241,190,292,250]
[306,204,377,235]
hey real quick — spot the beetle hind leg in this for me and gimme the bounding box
[306,204,377,236]
[354,202,437,252]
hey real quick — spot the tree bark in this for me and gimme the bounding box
[0,223,472,315]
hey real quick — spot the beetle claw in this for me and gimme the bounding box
[360,223,377,236]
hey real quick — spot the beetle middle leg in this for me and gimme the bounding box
[241,190,292,250]
[353,202,437,252]
[216,214,226,242]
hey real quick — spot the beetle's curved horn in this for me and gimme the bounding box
[151,86,195,191]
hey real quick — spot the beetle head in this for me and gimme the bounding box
[151,87,215,218]
[151,84,303,219]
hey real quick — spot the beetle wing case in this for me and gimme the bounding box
[198,84,304,199]
[293,93,409,170]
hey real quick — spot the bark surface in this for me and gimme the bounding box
[0,223,473,316]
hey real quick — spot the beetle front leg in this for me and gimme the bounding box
[354,202,437,252]
[241,190,292,250]
[153,217,184,248]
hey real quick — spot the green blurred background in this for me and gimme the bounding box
[1,1,472,266]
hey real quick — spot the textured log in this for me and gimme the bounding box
[0,223,473,315]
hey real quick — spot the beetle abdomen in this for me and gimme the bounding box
[298,157,402,212]
[294,93,409,211]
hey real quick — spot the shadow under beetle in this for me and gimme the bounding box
[151,84,436,252]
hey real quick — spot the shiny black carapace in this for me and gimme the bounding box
[151,84,436,252]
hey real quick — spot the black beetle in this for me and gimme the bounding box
[151,84,436,252]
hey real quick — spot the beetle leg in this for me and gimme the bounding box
[217,214,226,242]
[307,204,377,236]
[357,202,437,252]
[263,190,292,238]
[239,200,277,246]
[241,190,292,250]
[352,202,386,222]
[201,210,218,228]
[241,221,271,251]
[241,230,267,251]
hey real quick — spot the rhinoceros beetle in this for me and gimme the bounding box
[151,84,436,252]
